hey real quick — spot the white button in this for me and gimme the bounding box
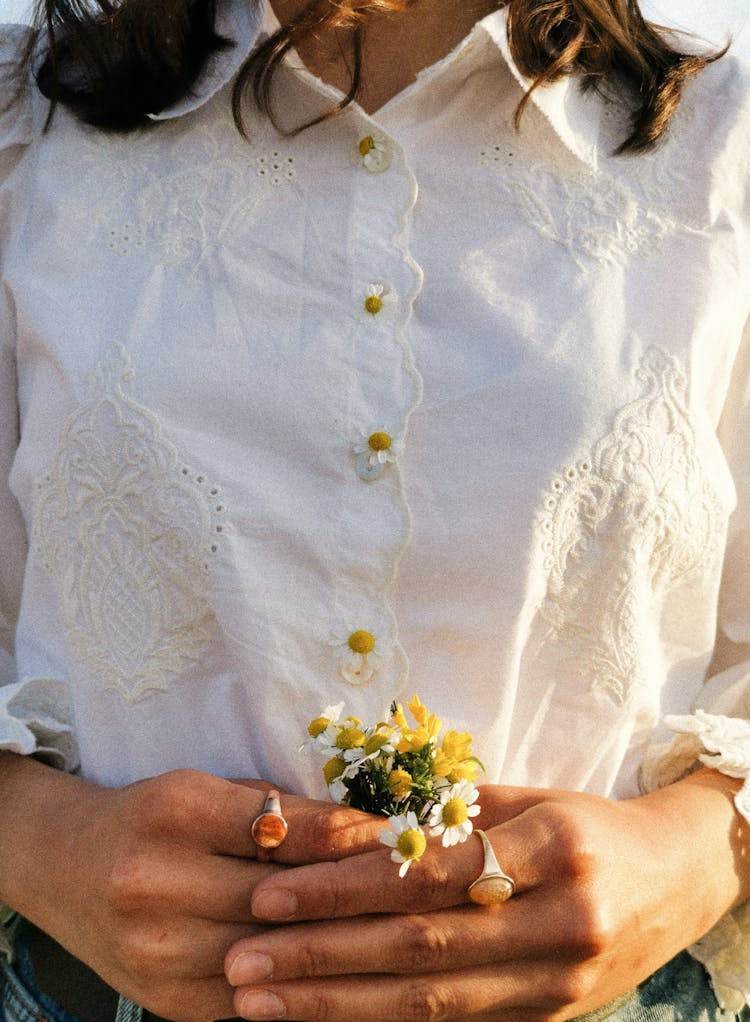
[357,133,392,174]
[353,428,403,481]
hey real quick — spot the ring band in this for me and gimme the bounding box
[251,789,288,862]
[467,829,515,905]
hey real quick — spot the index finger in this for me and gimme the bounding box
[249,822,535,922]
[229,782,385,863]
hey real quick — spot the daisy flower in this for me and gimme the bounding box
[327,777,349,805]
[304,703,345,753]
[353,427,405,482]
[356,132,392,174]
[380,812,427,877]
[427,778,481,847]
[342,726,398,775]
[362,282,396,317]
[334,627,383,685]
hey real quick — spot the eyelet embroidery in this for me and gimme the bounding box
[536,347,724,705]
[479,153,677,265]
[478,100,703,268]
[33,344,225,705]
[255,150,297,187]
[62,102,299,266]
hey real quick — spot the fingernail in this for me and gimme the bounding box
[239,990,286,1020]
[227,951,274,985]
[252,888,298,921]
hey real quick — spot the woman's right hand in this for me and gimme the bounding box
[0,753,383,1022]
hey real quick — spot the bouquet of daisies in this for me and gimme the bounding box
[306,695,482,875]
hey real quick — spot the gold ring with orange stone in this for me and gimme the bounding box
[251,789,288,862]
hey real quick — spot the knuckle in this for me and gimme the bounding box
[153,770,207,828]
[134,769,211,837]
[544,810,594,877]
[400,979,457,1022]
[303,990,334,1022]
[294,940,333,979]
[407,856,452,904]
[564,893,613,961]
[115,925,168,980]
[400,915,450,972]
[305,806,358,860]
[546,962,598,1010]
[105,847,155,913]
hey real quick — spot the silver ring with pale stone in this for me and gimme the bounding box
[467,829,516,905]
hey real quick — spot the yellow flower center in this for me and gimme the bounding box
[396,828,426,861]
[389,769,413,798]
[323,756,346,785]
[348,629,376,655]
[358,135,376,156]
[367,432,392,452]
[364,294,383,315]
[307,716,330,738]
[336,726,366,750]
[442,798,469,828]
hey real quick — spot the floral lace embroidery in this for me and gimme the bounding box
[62,101,298,265]
[478,98,702,268]
[536,348,724,704]
[33,345,224,704]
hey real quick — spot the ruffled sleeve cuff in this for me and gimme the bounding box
[660,710,750,823]
[640,710,750,1010]
[0,669,79,773]
[688,902,750,1013]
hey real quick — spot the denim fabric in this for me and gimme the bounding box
[575,952,750,1022]
[1,920,748,1022]
[0,920,78,1022]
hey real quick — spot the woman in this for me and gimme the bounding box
[0,1,748,1020]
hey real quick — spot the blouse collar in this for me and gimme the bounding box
[148,0,602,169]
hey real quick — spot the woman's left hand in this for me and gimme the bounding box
[225,771,749,1022]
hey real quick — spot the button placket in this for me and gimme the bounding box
[330,113,422,689]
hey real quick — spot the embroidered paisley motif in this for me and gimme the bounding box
[34,345,224,704]
[537,348,723,704]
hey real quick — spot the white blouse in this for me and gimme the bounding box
[1,0,750,1005]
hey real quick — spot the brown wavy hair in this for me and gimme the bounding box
[30,0,722,152]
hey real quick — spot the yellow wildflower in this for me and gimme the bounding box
[395,695,443,753]
[447,759,481,784]
[389,768,413,798]
[407,695,442,739]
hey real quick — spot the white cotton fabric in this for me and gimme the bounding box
[1,0,750,1004]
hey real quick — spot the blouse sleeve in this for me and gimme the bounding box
[639,315,750,1011]
[0,24,78,774]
